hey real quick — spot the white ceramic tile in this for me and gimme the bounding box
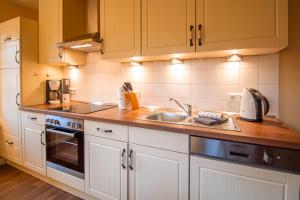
[240,67,259,85]
[190,69,206,84]
[259,85,279,102]
[65,53,280,115]
[259,54,279,68]
[222,62,240,85]
[259,67,279,85]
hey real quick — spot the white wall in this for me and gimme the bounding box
[64,53,279,116]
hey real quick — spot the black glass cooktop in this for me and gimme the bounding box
[48,103,117,114]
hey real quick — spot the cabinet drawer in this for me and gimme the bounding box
[0,134,22,165]
[22,111,45,126]
[84,120,128,142]
[129,127,189,154]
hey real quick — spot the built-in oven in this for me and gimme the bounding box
[46,115,84,179]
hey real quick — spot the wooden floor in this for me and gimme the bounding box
[0,164,82,200]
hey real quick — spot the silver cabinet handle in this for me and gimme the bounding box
[198,24,203,46]
[96,128,112,133]
[100,38,104,55]
[4,36,11,42]
[16,93,20,106]
[189,25,194,46]
[6,140,13,145]
[121,149,126,169]
[40,131,45,146]
[128,149,133,170]
[28,116,37,120]
[15,50,20,64]
[58,48,63,59]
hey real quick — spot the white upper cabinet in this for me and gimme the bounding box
[142,0,196,56]
[39,0,86,65]
[0,17,20,43]
[196,0,288,52]
[100,0,141,59]
[0,40,20,68]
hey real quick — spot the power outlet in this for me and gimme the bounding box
[69,87,77,94]
[227,93,242,113]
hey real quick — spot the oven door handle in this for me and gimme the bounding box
[46,128,77,138]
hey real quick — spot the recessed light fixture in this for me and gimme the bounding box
[70,44,93,49]
[227,54,242,62]
[171,58,183,65]
[131,61,142,66]
[69,65,78,69]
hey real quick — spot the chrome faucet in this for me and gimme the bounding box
[169,98,192,117]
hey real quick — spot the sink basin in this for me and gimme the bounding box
[145,112,188,123]
[141,109,240,132]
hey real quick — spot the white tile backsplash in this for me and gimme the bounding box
[64,53,280,117]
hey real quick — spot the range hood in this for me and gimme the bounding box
[56,32,102,53]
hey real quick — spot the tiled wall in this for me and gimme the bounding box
[64,53,280,116]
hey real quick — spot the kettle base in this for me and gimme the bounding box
[240,117,263,122]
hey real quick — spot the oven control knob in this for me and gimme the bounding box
[77,123,82,129]
[72,122,77,128]
[263,150,273,165]
[46,118,51,123]
[50,119,55,124]
[54,120,60,125]
[67,122,72,126]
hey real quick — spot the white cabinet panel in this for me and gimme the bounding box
[142,0,195,56]
[0,68,20,138]
[196,0,288,51]
[22,121,46,175]
[85,135,128,200]
[190,156,300,200]
[0,40,20,69]
[129,144,189,200]
[100,0,141,59]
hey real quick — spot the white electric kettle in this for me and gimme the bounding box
[240,88,270,122]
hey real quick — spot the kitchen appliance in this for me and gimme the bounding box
[61,79,71,103]
[190,136,300,174]
[46,80,62,104]
[47,102,117,114]
[240,88,270,122]
[46,115,84,179]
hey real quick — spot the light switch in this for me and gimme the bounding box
[227,93,242,113]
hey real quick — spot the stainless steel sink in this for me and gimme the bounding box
[145,112,188,123]
[141,109,240,132]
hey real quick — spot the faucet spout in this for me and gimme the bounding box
[169,98,192,117]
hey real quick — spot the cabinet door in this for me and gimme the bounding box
[39,0,63,64]
[85,135,128,200]
[0,17,20,43]
[196,0,288,52]
[190,156,299,200]
[0,68,20,138]
[142,0,195,56]
[0,40,20,69]
[22,122,46,175]
[100,0,141,59]
[129,144,189,200]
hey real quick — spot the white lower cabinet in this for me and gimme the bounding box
[128,144,189,200]
[190,156,300,200]
[85,135,128,200]
[21,112,46,175]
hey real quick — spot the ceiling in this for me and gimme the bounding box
[7,0,38,11]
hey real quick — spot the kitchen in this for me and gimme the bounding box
[0,0,300,200]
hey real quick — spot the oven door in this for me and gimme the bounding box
[46,126,84,179]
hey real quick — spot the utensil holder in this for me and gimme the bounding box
[124,92,140,110]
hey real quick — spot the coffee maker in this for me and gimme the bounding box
[46,79,71,104]
[46,80,62,104]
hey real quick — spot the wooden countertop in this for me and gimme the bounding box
[20,103,300,150]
